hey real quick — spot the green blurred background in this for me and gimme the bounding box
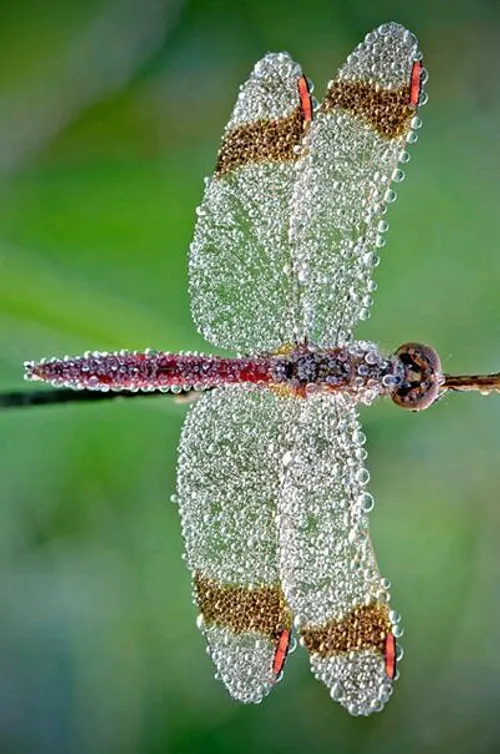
[0,1,499,752]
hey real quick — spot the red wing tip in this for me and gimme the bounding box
[272,627,291,679]
[410,60,423,107]
[384,632,396,680]
[297,75,313,122]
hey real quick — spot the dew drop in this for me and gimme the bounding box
[358,491,375,512]
[330,681,345,701]
[355,468,370,485]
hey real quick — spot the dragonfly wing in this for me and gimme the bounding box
[278,393,400,715]
[189,53,310,352]
[176,385,297,702]
[290,23,425,346]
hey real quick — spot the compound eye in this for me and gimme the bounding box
[391,343,443,411]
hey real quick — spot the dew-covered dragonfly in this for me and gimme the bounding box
[10,22,500,716]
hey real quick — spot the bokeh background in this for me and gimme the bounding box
[0,1,499,752]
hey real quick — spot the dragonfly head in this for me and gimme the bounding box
[391,343,443,411]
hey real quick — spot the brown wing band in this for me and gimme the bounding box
[194,572,291,639]
[321,80,414,138]
[301,602,392,657]
[215,106,305,177]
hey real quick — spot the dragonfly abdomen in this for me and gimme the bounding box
[24,350,276,393]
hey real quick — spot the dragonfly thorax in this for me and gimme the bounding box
[268,342,401,402]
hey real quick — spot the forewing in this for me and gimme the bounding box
[189,53,309,352]
[176,385,297,702]
[290,23,425,346]
[278,393,400,716]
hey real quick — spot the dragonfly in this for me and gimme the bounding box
[8,22,500,716]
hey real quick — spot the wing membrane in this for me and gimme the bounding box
[290,23,425,346]
[189,53,308,352]
[278,393,399,715]
[176,385,297,702]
